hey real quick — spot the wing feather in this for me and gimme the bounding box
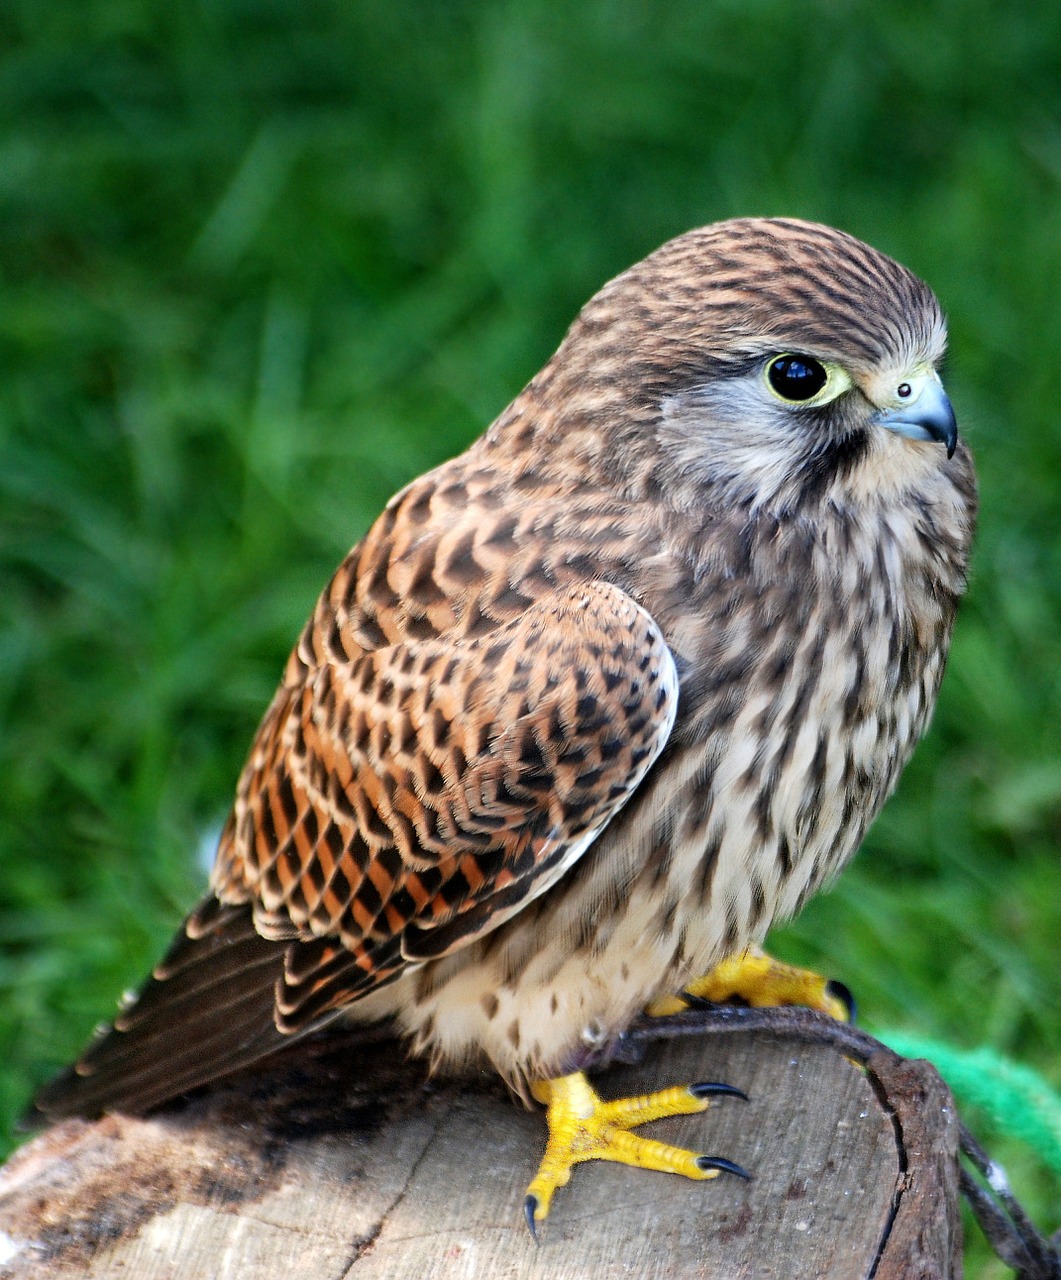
[34,581,677,1118]
[219,581,678,1009]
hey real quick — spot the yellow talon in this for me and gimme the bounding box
[524,1070,748,1236]
[525,948,842,1234]
[646,946,854,1022]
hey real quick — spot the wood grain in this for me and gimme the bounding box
[0,1013,961,1279]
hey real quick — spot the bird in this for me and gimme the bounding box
[33,217,978,1230]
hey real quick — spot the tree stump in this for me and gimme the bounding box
[0,1011,962,1279]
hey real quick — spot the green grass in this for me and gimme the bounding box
[1,1,1059,1269]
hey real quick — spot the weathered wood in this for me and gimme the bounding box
[0,1014,962,1279]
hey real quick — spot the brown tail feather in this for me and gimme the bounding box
[30,896,304,1120]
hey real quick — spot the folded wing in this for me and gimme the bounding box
[34,581,678,1118]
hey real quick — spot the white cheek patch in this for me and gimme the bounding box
[657,380,813,506]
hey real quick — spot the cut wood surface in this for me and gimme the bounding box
[0,1011,961,1279]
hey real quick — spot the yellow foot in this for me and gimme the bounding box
[524,1070,748,1238]
[646,946,854,1021]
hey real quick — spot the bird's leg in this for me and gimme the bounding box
[646,946,854,1022]
[524,1071,748,1236]
[524,950,849,1234]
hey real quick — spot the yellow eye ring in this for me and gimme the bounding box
[763,354,852,407]
[766,354,828,401]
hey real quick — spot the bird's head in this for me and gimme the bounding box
[526,217,973,517]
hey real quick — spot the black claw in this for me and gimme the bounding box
[679,990,717,1009]
[696,1155,752,1181]
[826,979,857,1023]
[524,1195,540,1244]
[690,1081,749,1102]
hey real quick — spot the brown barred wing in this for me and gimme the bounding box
[33,582,676,1119]
[216,579,679,1028]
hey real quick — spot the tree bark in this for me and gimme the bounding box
[0,1011,962,1279]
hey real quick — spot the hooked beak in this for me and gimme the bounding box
[872,377,958,459]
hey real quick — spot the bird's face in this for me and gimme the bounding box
[762,354,957,457]
[540,217,971,516]
[657,340,959,512]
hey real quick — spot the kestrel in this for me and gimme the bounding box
[34,218,977,1230]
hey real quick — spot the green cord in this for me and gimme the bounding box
[875,1029,1061,1179]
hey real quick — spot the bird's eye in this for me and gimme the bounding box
[766,354,829,402]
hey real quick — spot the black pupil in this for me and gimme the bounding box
[768,355,828,401]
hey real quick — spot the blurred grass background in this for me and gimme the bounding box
[1,0,1058,1268]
